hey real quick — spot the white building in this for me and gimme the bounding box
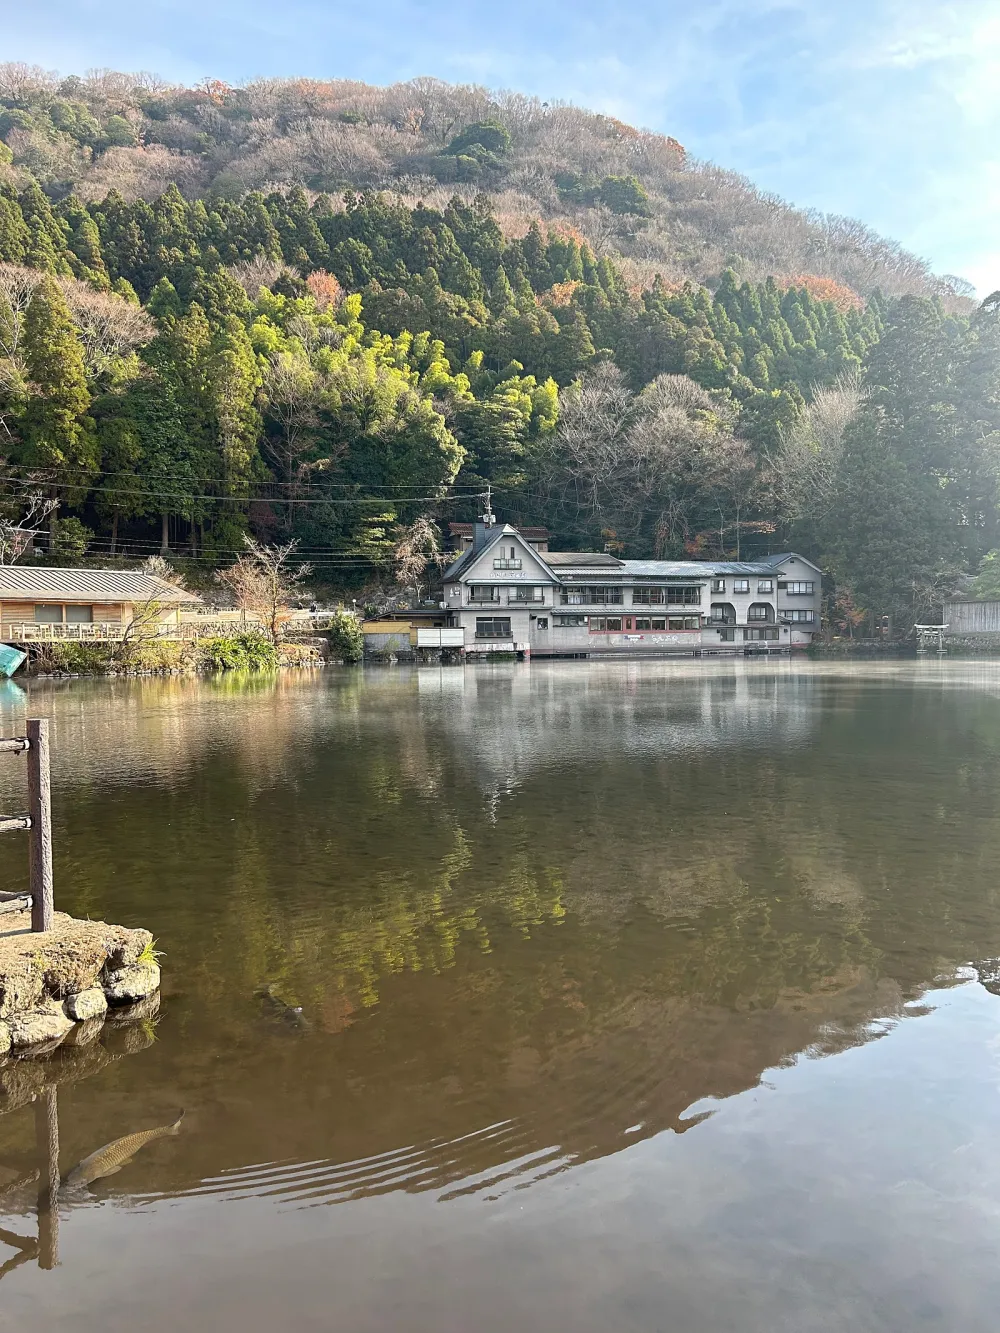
[443,521,821,658]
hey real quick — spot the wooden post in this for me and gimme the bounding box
[34,1086,59,1270]
[26,719,53,933]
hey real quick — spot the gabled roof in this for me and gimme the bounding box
[443,525,511,581]
[448,522,550,540]
[0,567,202,603]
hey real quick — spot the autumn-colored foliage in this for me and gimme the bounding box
[779,275,864,313]
[306,269,343,311]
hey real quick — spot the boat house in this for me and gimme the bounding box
[0,568,202,643]
[443,519,822,659]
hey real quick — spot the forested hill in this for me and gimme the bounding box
[1,63,999,630]
[0,66,972,305]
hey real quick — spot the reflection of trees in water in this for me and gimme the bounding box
[1,666,1000,1206]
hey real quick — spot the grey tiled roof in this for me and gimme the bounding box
[619,560,778,577]
[0,567,202,603]
[543,552,624,567]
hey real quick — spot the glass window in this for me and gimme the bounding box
[711,578,726,593]
[785,609,816,623]
[632,587,665,605]
[733,579,750,594]
[589,617,624,632]
[470,585,500,602]
[710,603,735,623]
[34,605,63,623]
[554,615,587,627]
[536,618,548,630]
[665,586,700,605]
[718,627,736,642]
[561,586,623,605]
[509,587,545,603]
[651,618,667,630]
[782,581,815,595]
[65,604,94,623]
[668,617,700,630]
[475,617,511,639]
[747,604,773,621]
[757,579,773,593]
[605,617,623,632]
[744,627,779,641]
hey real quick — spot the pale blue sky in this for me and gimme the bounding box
[8,0,1000,293]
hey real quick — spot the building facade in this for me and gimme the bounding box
[443,522,821,658]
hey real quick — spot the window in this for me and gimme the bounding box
[744,627,779,641]
[535,618,548,631]
[757,579,773,593]
[717,627,736,642]
[668,616,700,630]
[634,618,669,631]
[493,545,522,571]
[665,586,701,606]
[709,603,736,624]
[589,617,623,632]
[554,615,587,627]
[65,605,94,624]
[508,587,545,604]
[632,587,665,605]
[560,586,623,605]
[711,578,726,593]
[782,581,815,595]
[475,617,512,639]
[784,609,816,623]
[33,605,63,623]
[733,579,750,594]
[747,603,774,622]
[469,585,500,603]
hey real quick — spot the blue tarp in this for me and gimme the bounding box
[0,644,26,678]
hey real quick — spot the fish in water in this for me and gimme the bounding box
[255,985,309,1030]
[63,1112,184,1191]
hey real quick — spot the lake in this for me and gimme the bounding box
[1,659,1000,1332]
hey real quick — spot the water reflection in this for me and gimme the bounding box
[1,661,1000,1327]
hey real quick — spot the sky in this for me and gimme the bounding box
[6,0,1000,294]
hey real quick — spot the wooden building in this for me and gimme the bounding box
[0,568,202,643]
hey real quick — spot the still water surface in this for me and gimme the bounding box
[1,660,1000,1330]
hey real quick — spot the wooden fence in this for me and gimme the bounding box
[0,718,53,931]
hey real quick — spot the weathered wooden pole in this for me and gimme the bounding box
[26,719,53,933]
[34,1086,59,1270]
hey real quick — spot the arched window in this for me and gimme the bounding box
[747,602,775,623]
[710,602,736,624]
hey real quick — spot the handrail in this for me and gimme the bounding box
[0,719,52,931]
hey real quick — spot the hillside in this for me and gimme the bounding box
[0,63,998,629]
[0,64,971,306]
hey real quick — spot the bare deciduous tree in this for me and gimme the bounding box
[217,536,313,644]
[391,515,443,589]
[769,372,863,529]
[0,492,56,564]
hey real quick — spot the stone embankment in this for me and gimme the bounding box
[0,910,160,1056]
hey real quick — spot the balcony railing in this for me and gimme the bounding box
[508,592,545,604]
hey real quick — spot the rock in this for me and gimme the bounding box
[0,1020,10,1056]
[7,999,74,1050]
[64,988,108,1022]
[0,910,153,1015]
[102,961,160,1005]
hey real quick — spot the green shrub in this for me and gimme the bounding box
[198,631,279,672]
[326,610,364,663]
[37,643,114,674]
